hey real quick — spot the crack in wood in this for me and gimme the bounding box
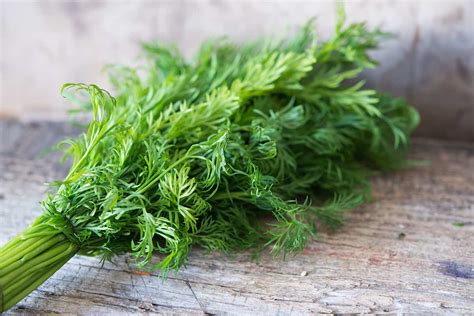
[185,280,210,315]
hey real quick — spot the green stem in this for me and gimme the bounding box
[0,234,65,273]
[0,236,41,263]
[3,269,44,302]
[212,191,250,201]
[0,225,79,312]
[0,240,72,288]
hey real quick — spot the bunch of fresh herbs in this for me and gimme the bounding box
[0,11,418,311]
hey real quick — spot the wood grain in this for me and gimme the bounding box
[0,120,473,314]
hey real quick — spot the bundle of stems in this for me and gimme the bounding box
[0,11,418,312]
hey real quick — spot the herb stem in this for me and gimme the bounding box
[212,191,250,201]
[0,224,78,312]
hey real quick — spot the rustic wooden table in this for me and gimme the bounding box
[1,120,473,314]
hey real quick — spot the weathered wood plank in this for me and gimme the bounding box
[0,121,473,314]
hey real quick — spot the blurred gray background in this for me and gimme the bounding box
[0,0,473,140]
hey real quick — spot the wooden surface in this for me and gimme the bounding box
[0,120,473,315]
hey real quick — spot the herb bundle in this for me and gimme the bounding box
[0,12,418,312]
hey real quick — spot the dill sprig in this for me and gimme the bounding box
[0,11,419,312]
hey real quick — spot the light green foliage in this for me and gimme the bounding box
[39,14,419,275]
